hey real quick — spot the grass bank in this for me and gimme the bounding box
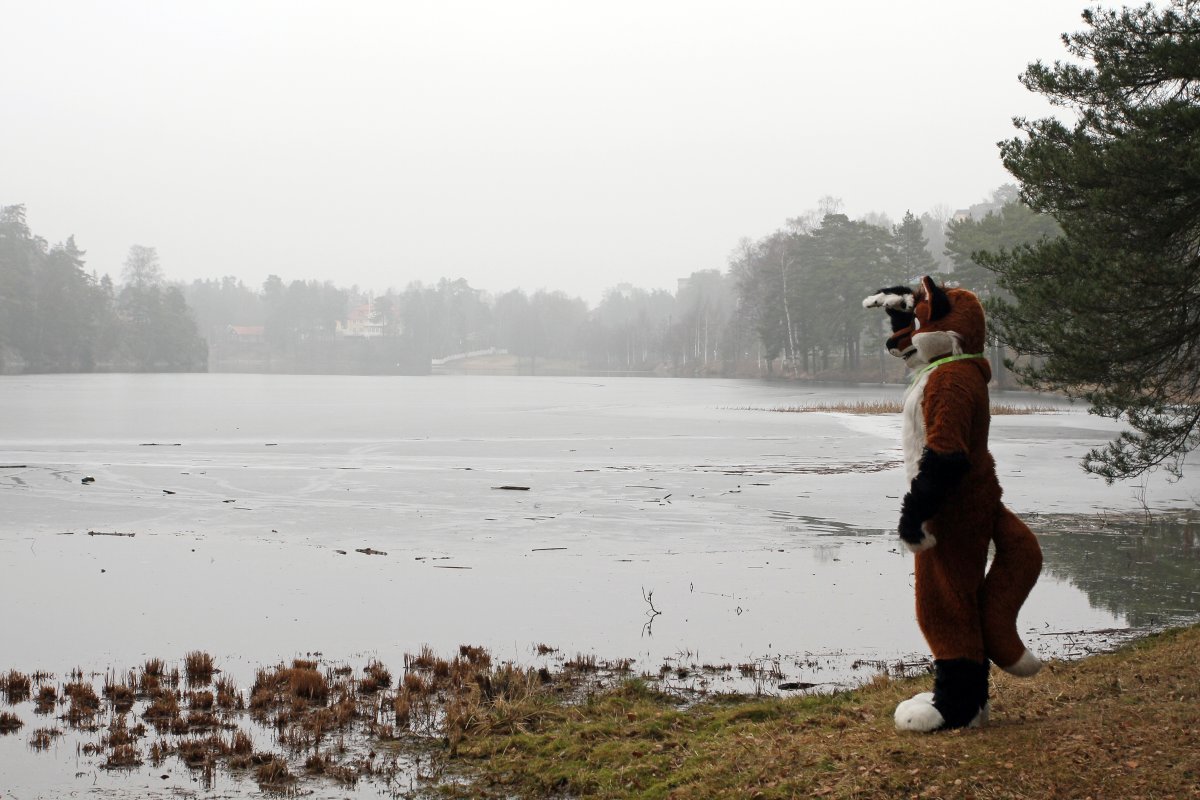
[4,627,1196,798]
[440,625,1200,799]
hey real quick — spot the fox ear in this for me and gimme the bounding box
[921,276,950,322]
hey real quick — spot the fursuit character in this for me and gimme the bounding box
[863,276,1043,732]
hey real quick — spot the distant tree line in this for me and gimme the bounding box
[1,188,1060,378]
[186,272,738,376]
[0,205,207,373]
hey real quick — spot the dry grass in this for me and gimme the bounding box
[2,670,31,703]
[743,400,1062,415]
[249,663,331,726]
[231,729,253,755]
[188,690,214,710]
[63,682,101,726]
[442,626,1200,800]
[100,713,143,769]
[12,631,1197,798]
[184,651,215,685]
[359,660,392,693]
[103,678,136,712]
[34,685,56,714]
[29,727,61,750]
[214,677,241,710]
[990,403,1061,415]
[0,711,23,732]
[140,657,179,694]
[255,755,294,787]
[142,689,181,726]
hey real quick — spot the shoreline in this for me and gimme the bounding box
[2,622,1197,799]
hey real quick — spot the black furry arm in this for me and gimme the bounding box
[884,306,915,333]
[898,448,970,546]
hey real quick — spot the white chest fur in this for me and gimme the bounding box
[902,371,930,483]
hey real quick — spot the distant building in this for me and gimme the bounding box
[337,302,388,338]
[227,325,265,343]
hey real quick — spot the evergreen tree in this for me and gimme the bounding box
[985,0,1200,479]
[945,201,1061,386]
[945,202,1061,298]
[0,205,42,365]
[892,210,937,280]
[117,245,207,370]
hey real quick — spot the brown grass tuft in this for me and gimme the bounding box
[188,690,214,710]
[103,679,135,712]
[176,734,228,769]
[359,660,392,693]
[100,713,142,769]
[565,653,599,672]
[249,665,329,716]
[214,676,240,709]
[402,672,427,695]
[142,690,180,724]
[29,727,61,750]
[288,667,328,703]
[2,670,31,703]
[34,685,56,714]
[255,756,293,786]
[230,729,253,755]
[0,711,23,732]
[63,682,101,725]
[405,645,437,671]
[459,645,491,666]
[184,651,215,685]
[393,692,412,728]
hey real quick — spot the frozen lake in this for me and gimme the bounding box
[1,373,1198,796]
[3,373,1196,674]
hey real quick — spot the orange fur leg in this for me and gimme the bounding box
[913,525,990,663]
[981,506,1043,675]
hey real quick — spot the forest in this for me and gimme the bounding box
[0,188,1057,379]
[0,206,207,373]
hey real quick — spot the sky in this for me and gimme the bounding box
[3,0,1096,303]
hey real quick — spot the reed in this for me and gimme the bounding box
[184,651,215,686]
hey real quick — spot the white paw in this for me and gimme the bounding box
[894,692,944,732]
[903,524,937,554]
[1001,649,1042,678]
[971,702,989,728]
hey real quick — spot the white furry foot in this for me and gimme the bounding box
[1001,649,1042,677]
[894,692,943,732]
[894,693,988,732]
[903,523,937,554]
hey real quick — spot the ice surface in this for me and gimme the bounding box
[0,374,1196,797]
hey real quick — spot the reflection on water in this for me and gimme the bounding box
[1036,511,1200,628]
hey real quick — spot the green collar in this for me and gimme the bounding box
[910,352,986,383]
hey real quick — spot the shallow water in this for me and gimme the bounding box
[1,374,1197,798]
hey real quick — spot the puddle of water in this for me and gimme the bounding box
[1035,512,1200,630]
